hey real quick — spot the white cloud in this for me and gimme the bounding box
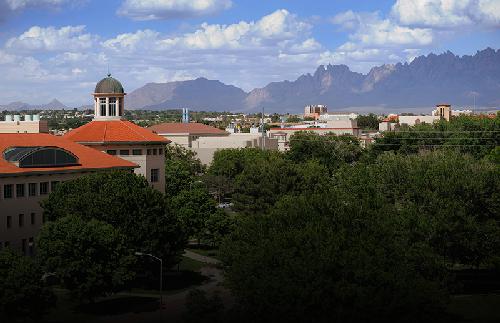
[392,0,500,28]
[117,0,232,20]
[6,25,95,52]
[5,0,81,10]
[332,11,433,49]
[104,9,313,52]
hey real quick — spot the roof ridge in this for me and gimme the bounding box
[121,120,148,141]
[103,122,108,142]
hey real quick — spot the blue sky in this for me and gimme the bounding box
[0,0,498,106]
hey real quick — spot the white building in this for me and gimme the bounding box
[0,114,48,134]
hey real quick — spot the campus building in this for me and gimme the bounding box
[64,75,169,192]
[0,133,136,253]
[149,122,277,164]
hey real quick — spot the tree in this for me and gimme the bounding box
[0,249,55,320]
[170,186,217,242]
[164,144,205,197]
[287,132,364,172]
[184,289,225,323]
[37,216,135,301]
[204,209,238,247]
[41,171,186,266]
[357,113,379,130]
[372,115,499,158]
[221,193,449,323]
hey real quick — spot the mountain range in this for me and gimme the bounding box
[0,99,68,111]
[2,48,498,113]
[125,48,499,113]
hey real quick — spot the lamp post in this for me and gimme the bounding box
[135,252,163,314]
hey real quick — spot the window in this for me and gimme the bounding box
[152,149,157,155]
[107,150,117,155]
[119,150,129,156]
[40,182,49,195]
[3,184,13,199]
[16,184,25,198]
[51,181,60,192]
[150,168,159,183]
[29,183,37,196]
[132,149,142,155]
[6,216,12,229]
[100,98,107,116]
[19,214,24,227]
[109,97,116,116]
[147,149,152,155]
[30,213,35,225]
[22,239,26,255]
[28,237,34,255]
[4,147,78,168]
[158,148,163,155]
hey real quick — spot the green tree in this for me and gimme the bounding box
[357,113,379,130]
[372,115,499,158]
[170,186,217,242]
[41,171,186,266]
[204,209,238,247]
[0,249,55,321]
[287,132,364,172]
[165,144,205,197]
[221,193,449,323]
[37,216,135,301]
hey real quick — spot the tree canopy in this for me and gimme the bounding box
[41,171,186,265]
[37,216,136,301]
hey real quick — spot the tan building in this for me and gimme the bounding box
[304,105,328,120]
[0,133,136,253]
[268,119,361,151]
[0,114,48,133]
[64,75,169,192]
[149,122,277,165]
[433,103,452,121]
[148,122,229,149]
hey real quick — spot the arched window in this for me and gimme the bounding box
[3,147,79,168]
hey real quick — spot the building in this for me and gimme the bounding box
[148,122,229,149]
[0,114,48,133]
[433,103,452,121]
[64,74,169,192]
[304,105,328,120]
[318,112,358,122]
[0,133,136,253]
[149,122,277,164]
[268,119,361,151]
[398,115,440,127]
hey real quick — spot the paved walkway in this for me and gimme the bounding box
[92,249,229,323]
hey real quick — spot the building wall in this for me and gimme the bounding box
[87,144,166,193]
[190,134,278,165]
[0,172,97,254]
[0,120,49,133]
[399,115,439,127]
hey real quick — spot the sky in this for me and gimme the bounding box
[0,0,498,106]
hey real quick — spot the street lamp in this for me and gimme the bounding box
[135,252,163,312]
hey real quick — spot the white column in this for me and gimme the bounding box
[95,98,99,117]
[106,97,109,117]
[116,97,120,116]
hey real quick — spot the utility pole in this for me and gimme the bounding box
[261,107,265,151]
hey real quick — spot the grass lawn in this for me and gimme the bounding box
[447,293,500,322]
[41,256,207,323]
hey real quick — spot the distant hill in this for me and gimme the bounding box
[126,48,500,113]
[0,98,69,111]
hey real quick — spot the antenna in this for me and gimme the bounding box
[107,63,110,77]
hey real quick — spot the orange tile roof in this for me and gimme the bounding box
[0,133,137,175]
[64,120,170,144]
[148,122,228,136]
